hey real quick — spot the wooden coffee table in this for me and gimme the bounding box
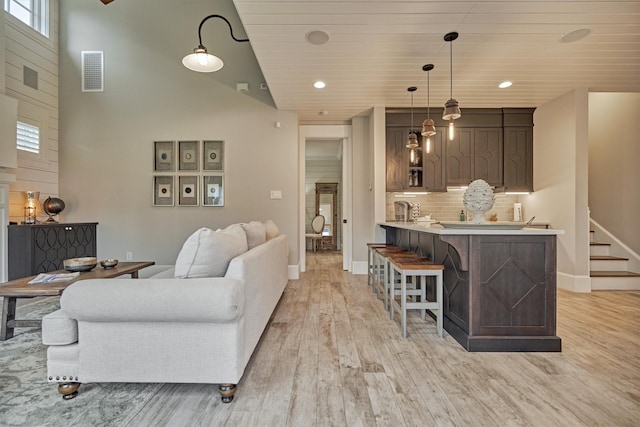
[0,261,155,340]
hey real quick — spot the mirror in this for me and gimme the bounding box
[315,183,338,250]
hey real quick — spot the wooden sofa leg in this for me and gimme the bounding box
[218,383,237,403]
[58,382,81,400]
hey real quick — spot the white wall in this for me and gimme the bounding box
[5,1,60,220]
[59,0,299,268]
[588,92,640,255]
[522,89,591,292]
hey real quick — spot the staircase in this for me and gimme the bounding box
[589,228,640,291]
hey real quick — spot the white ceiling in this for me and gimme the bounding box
[233,0,640,124]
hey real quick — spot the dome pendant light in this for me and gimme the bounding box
[406,86,419,150]
[421,64,436,154]
[442,32,461,140]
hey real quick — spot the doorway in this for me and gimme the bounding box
[299,125,352,273]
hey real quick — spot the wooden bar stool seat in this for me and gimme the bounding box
[388,257,444,338]
[367,243,398,292]
[371,246,406,293]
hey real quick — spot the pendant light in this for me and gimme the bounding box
[442,32,461,140]
[182,14,249,73]
[421,64,436,154]
[406,86,419,150]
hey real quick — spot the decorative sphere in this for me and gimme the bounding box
[43,196,65,216]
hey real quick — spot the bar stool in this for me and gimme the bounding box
[388,257,444,338]
[377,251,420,310]
[371,246,405,293]
[367,243,398,292]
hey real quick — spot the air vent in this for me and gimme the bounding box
[23,66,38,90]
[81,51,104,92]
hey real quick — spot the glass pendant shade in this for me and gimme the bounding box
[443,98,461,120]
[406,132,419,149]
[421,118,436,137]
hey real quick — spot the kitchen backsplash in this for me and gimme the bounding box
[386,191,521,222]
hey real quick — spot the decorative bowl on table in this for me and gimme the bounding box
[63,257,97,272]
[100,259,119,269]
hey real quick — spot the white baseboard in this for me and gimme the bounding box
[557,272,591,293]
[288,265,299,280]
[351,261,367,275]
[591,276,640,291]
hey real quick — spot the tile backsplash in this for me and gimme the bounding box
[386,191,520,222]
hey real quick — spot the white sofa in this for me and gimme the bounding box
[41,222,288,403]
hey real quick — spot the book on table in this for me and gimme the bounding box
[28,272,80,285]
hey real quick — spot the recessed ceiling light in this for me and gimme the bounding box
[319,110,329,115]
[313,81,326,89]
[560,28,591,43]
[306,30,330,45]
[499,81,512,89]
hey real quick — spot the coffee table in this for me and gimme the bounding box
[0,261,155,340]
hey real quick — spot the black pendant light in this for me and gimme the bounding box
[421,64,436,153]
[442,32,461,140]
[406,86,419,149]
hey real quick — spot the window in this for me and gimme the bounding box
[17,121,40,154]
[4,0,49,37]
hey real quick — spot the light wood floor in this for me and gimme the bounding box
[128,251,640,426]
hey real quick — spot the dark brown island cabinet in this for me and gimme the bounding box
[379,222,562,352]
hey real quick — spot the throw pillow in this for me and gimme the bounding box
[174,225,248,278]
[263,219,280,240]
[240,221,267,249]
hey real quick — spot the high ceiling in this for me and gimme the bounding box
[233,0,640,124]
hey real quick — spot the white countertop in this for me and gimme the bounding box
[378,221,564,236]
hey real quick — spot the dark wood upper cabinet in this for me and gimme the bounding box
[386,108,534,192]
[423,128,447,192]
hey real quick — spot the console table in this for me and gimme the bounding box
[8,222,98,280]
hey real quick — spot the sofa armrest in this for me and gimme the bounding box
[42,309,78,345]
[60,278,243,323]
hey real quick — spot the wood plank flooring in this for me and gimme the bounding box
[128,252,640,426]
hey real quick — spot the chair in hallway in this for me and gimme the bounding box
[305,215,325,252]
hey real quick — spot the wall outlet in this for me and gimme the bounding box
[126,251,133,260]
[270,190,282,199]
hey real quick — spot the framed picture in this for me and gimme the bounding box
[154,141,175,172]
[203,140,224,172]
[153,175,174,206]
[202,175,224,206]
[178,175,199,206]
[178,140,200,171]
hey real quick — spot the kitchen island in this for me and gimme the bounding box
[378,221,563,352]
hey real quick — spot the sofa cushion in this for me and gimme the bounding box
[174,225,248,278]
[240,221,267,249]
[263,220,280,240]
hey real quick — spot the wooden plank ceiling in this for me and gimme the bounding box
[232,0,640,123]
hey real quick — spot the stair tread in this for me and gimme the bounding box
[590,271,640,278]
[590,255,629,261]
[590,242,611,246]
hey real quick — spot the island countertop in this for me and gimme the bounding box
[378,221,564,236]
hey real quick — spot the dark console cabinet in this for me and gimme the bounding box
[8,223,98,280]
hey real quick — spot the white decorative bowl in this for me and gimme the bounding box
[63,257,97,272]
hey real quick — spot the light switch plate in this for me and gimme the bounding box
[270,190,282,199]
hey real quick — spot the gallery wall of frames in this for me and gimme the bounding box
[153,140,225,207]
